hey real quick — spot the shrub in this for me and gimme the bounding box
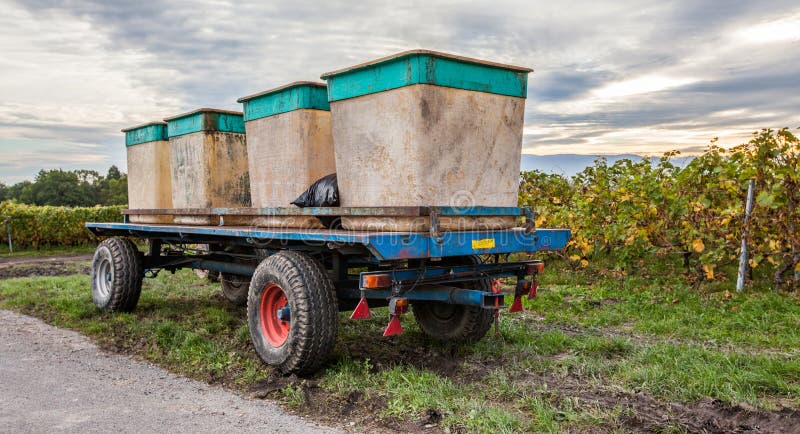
[0,201,123,248]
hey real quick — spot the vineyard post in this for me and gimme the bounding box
[736,179,755,292]
[791,201,799,281]
[4,216,12,253]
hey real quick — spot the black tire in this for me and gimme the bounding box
[91,237,143,312]
[220,273,250,306]
[247,250,338,374]
[412,255,494,343]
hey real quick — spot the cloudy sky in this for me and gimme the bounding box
[1,0,798,183]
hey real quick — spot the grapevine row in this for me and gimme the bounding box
[520,128,799,288]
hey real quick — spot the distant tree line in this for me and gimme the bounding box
[0,166,127,206]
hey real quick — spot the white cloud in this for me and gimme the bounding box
[593,75,699,99]
[735,13,800,44]
[0,3,185,139]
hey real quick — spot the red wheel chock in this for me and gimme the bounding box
[383,315,403,336]
[509,295,524,312]
[350,296,371,320]
[528,280,538,300]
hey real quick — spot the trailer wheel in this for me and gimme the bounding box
[247,251,338,374]
[91,237,143,312]
[412,255,494,343]
[220,273,249,306]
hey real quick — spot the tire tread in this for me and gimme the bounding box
[247,251,338,374]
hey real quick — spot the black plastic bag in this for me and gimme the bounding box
[291,173,339,207]
[291,173,340,229]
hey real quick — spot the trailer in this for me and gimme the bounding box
[85,206,570,374]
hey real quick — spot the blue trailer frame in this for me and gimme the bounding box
[86,206,569,310]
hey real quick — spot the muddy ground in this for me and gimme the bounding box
[0,254,91,279]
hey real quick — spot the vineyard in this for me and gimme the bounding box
[0,202,123,249]
[520,128,800,289]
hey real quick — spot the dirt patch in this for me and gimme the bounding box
[247,372,423,433]
[0,254,92,266]
[520,372,800,434]
[0,261,90,279]
[0,253,93,279]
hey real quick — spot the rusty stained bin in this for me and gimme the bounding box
[164,109,250,225]
[238,82,335,228]
[321,50,532,231]
[122,121,173,224]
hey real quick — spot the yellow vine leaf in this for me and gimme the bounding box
[569,254,581,262]
[795,263,800,273]
[692,239,705,253]
[702,264,715,280]
[580,259,589,268]
[748,258,759,269]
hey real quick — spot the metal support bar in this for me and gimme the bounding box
[142,253,256,277]
[429,209,441,239]
[359,262,533,290]
[332,253,348,282]
[121,206,527,218]
[147,239,162,257]
[523,207,536,234]
[189,259,256,276]
[85,223,570,261]
[338,286,505,308]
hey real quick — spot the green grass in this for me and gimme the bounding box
[0,256,798,432]
[0,243,96,258]
[533,257,800,351]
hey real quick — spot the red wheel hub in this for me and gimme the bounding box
[259,284,290,347]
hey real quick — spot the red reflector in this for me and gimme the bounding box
[383,315,403,336]
[363,274,391,288]
[526,262,545,275]
[509,295,524,312]
[350,297,371,320]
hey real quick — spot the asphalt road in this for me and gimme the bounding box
[0,310,340,433]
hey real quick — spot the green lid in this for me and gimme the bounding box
[122,121,168,146]
[164,108,245,137]
[320,49,533,102]
[238,81,330,121]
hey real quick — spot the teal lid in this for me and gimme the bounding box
[237,81,330,122]
[122,121,168,146]
[320,49,533,102]
[164,108,245,137]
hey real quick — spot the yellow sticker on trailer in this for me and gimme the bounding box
[472,238,496,250]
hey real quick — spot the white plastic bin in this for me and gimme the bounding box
[238,82,335,228]
[321,50,532,231]
[122,121,173,224]
[164,109,250,225]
